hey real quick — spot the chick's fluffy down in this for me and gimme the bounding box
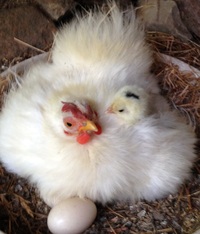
[0,3,197,207]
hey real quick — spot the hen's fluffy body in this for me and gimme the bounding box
[0,4,196,207]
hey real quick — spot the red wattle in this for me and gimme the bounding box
[77,132,91,144]
[95,124,102,135]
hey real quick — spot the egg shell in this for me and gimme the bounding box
[47,197,97,234]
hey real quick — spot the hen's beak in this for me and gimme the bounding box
[79,120,98,132]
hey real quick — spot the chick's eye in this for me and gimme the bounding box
[118,109,124,113]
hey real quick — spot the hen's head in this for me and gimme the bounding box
[107,85,150,125]
[61,101,102,144]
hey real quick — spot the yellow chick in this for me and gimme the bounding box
[107,85,151,124]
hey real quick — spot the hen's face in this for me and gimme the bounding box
[61,101,102,144]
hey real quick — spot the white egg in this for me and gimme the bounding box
[47,197,97,234]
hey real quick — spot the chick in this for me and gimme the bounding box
[107,85,151,124]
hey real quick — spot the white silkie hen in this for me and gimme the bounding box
[0,3,197,208]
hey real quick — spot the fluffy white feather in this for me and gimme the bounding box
[0,3,197,207]
[52,3,159,94]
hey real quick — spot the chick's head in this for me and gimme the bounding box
[107,85,150,125]
[61,101,102,144]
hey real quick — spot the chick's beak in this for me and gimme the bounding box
[106,106,114,113]
[79,120,98,132]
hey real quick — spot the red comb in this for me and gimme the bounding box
[61,102,86,120]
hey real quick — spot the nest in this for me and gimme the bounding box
[0,32,200,234]
[148,32,200,136]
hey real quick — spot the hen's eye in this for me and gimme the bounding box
[118,109,124,113]
[66,122,72,127]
